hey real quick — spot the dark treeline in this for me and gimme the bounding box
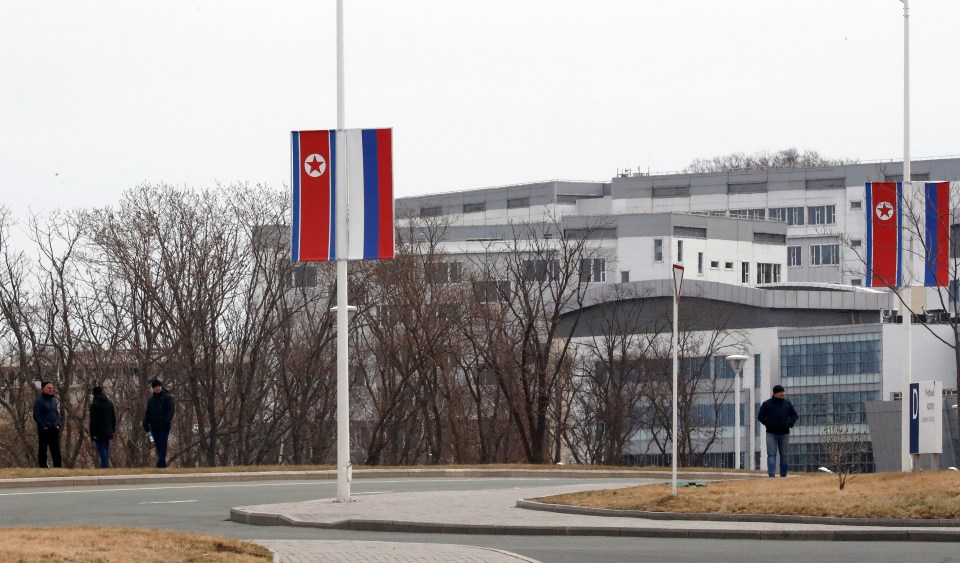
[0,184,743,469]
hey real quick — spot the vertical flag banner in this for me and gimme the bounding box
[865,181,902,288]
[291,130,336,261]
[923,181,949,287]
[291,128,394,262]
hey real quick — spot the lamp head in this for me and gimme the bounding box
[725,354,749,374]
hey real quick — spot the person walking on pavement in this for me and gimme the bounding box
[89,386,117,469]
[757,384,799,477]
[33,381,62,468]
[142,379,175,468]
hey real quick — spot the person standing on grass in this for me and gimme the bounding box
[758,384,799,477]
[89,386,117,469]
[142,379,176,468]
[33,381,62,468]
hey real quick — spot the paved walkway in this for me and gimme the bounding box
[232,479,960,562]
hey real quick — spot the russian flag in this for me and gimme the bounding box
[865,181,902,288]
[291,129,394,262]
[922,181,949,287]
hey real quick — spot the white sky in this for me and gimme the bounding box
[3,1,959,221]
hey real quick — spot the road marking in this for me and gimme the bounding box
[139,500,197,505]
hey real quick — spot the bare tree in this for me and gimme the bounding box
[564,284,654,465]
[818,424,870,490]
[460,216,606,464]
[685,148,857,173]
[350,215,468,465]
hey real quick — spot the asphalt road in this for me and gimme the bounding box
[2,476,959,563]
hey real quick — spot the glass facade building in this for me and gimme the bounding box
[779,329,882,473]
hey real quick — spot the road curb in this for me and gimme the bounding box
[515,499,960,528]
[228,507,960,541]
[0,468,754,489]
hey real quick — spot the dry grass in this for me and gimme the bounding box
[0,526,271,562]
[0,463,746,480]
[536,472,960,519]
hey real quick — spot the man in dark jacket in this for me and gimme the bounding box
[33,381,62,468]
[142,379,176,468]
[89,386,117,468]
[757,384,799,477]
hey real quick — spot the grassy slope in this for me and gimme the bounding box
[536,472,960,519]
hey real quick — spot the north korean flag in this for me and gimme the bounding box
[291,130,336,262]
[865,182,902,288]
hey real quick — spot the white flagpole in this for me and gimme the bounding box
[671,265,683,496]
[900,0,913,473]
[335,0,352,501]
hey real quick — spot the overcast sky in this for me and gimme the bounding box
[3,1,959,221]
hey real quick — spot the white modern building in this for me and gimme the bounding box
[397,157,960,471]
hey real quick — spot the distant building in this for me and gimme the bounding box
[397,157,960,471]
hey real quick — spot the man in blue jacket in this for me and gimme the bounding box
[33,381,62,468]
[757,385,799,477]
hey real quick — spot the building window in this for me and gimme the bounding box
[724,261,734,270]
[713,356,736,379]
[769,208,786,223]
[652,186,690,198]
[811,244,840,266]
[805,178,846,190]
[654,238,663,262]
[579,258,606,283]
[850,200,862,210]
[674,226,707,238]
[289,265,318,288]
[474,280,511,303]
[787,207,805,226]
[730,208,766,220]
[851,279,863,286]
[741,262,749,283]
[757,263,781,283]
[507,197,530,209]
[788,246,802,267]
[851,239,862,248]
[698,252,704,275]
[807,205,836,225]
[711,260,720,269]
[463,202,485,213]
[951,225,960,258]
[621,271,630,283]
[426,261,463,284]
[522,259,560,282]
[728,182,768,195]
[780,333,881,378]
[754,232,786,245]
[754,354,762,389]
[677,240,684,263]
[420,206,442,217]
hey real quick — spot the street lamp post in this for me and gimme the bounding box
[726,354,750,470]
